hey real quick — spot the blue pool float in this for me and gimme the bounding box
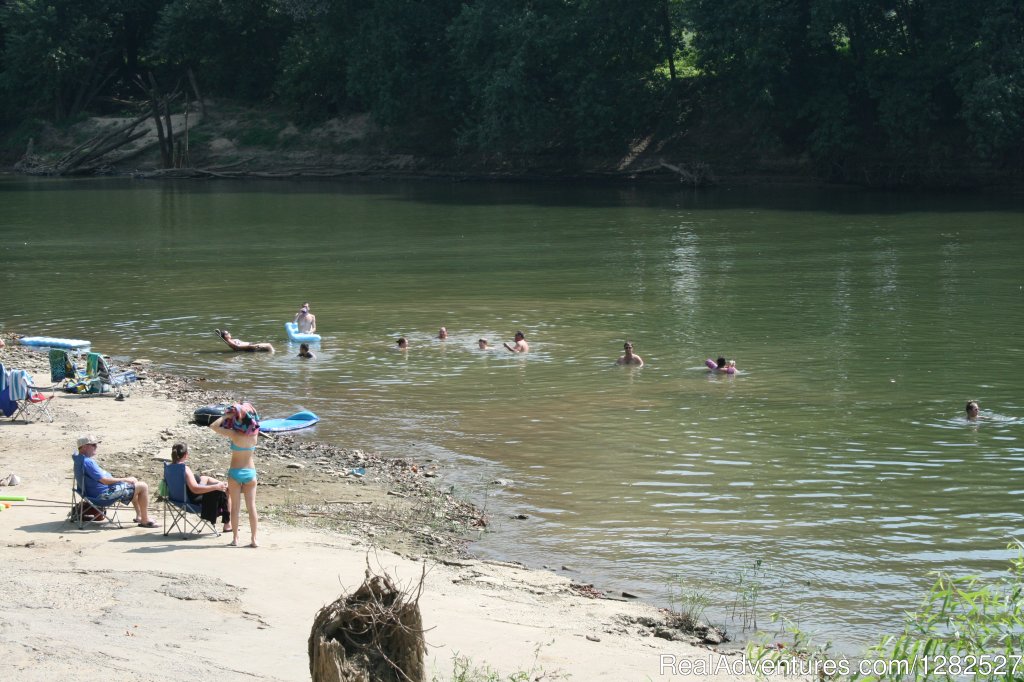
[259,410,320,433]
[285,322,320,343]
[19,336,91,350]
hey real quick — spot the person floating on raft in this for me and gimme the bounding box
[217,329,275,353]
[706,356,738,374]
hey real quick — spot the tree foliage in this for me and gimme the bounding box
[0,0,1020,180]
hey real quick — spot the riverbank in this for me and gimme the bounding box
[0,333,765,681]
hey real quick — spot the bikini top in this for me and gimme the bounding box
[230,442,256,452]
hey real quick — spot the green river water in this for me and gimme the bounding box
[2,176,1022,649]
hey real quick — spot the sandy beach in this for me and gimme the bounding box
[0,336,769,681]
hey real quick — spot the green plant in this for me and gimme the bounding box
[850,542,1024,682]
[747,613,839,680]
[731,558,770,631]
[665,574,713,630]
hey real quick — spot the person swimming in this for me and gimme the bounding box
[217,329,274,353]
[706,357,737,374]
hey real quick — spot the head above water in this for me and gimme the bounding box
[624,341,634,352]
[717,357,727,368]
[965,401,980,418]
[514,331,525,340]
[171,442,189,462]
[438,327,448,339]
[299,343,309,352]
[397,337,408,348]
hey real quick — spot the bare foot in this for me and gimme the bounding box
[249,540,259,548]
[229,539,238,547]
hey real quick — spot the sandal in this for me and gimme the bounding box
[137,520,158,528]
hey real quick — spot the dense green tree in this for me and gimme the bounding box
[450,0,668,155]
[343,0,465,140]
[684,0,1023,176]
[0,0,153,122]
[150,0,291,101]
[950,0,1024,164]
[274,1,354,119]
[0,0,1018,180]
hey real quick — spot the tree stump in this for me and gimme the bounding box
[309,568,426,682]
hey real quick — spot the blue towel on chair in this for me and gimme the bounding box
[8,370,28,400]
[0,364,7,393]
[0,379,15,417]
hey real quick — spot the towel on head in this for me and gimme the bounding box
[224,401,260,434]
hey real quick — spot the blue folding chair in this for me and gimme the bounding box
[69,454,126,529]
[162,462,219,538]
[84,352,138,397]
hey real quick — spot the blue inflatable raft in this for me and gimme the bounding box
[285,322,320,343]
[259,410,320,433]
[19,336,91,350]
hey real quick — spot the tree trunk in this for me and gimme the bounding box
[147,73,171,168]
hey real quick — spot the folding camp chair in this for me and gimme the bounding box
[85,352,138,397]
[49,348,86,387]
[68,454,126,529]
[6,369,55,423]
[162,462,219,538]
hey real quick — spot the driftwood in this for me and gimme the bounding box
[16,112,152,176]
[309,564,426,682]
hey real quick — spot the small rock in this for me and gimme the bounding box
[286,463,305,470]
[622,591,638,599]
[586,634,601,642]
[510,513,529,520]
[491,478,513,486]
[703,627,727,645]
[654,627,688,642]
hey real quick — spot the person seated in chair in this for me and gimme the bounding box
[74,433,156,527]
[216,329,274,353]
[170,442,231,532]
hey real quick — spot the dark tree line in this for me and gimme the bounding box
[1,0,1021,180]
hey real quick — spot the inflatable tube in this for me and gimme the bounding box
[259,410,320,433]
[285,322,320,343]
[19,336,90,350]
[193,403,231,426]
[705,358,718,370]
[0,495,27,502]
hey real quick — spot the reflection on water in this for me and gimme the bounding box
[2,177,1023,649]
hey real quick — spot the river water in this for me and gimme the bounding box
[2,176,1022,649]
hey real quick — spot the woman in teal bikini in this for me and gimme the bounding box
[209,403,261,547]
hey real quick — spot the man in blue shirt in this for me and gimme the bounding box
[73,433,156,527]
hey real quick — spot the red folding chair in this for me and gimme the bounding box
[12,373,55,423]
